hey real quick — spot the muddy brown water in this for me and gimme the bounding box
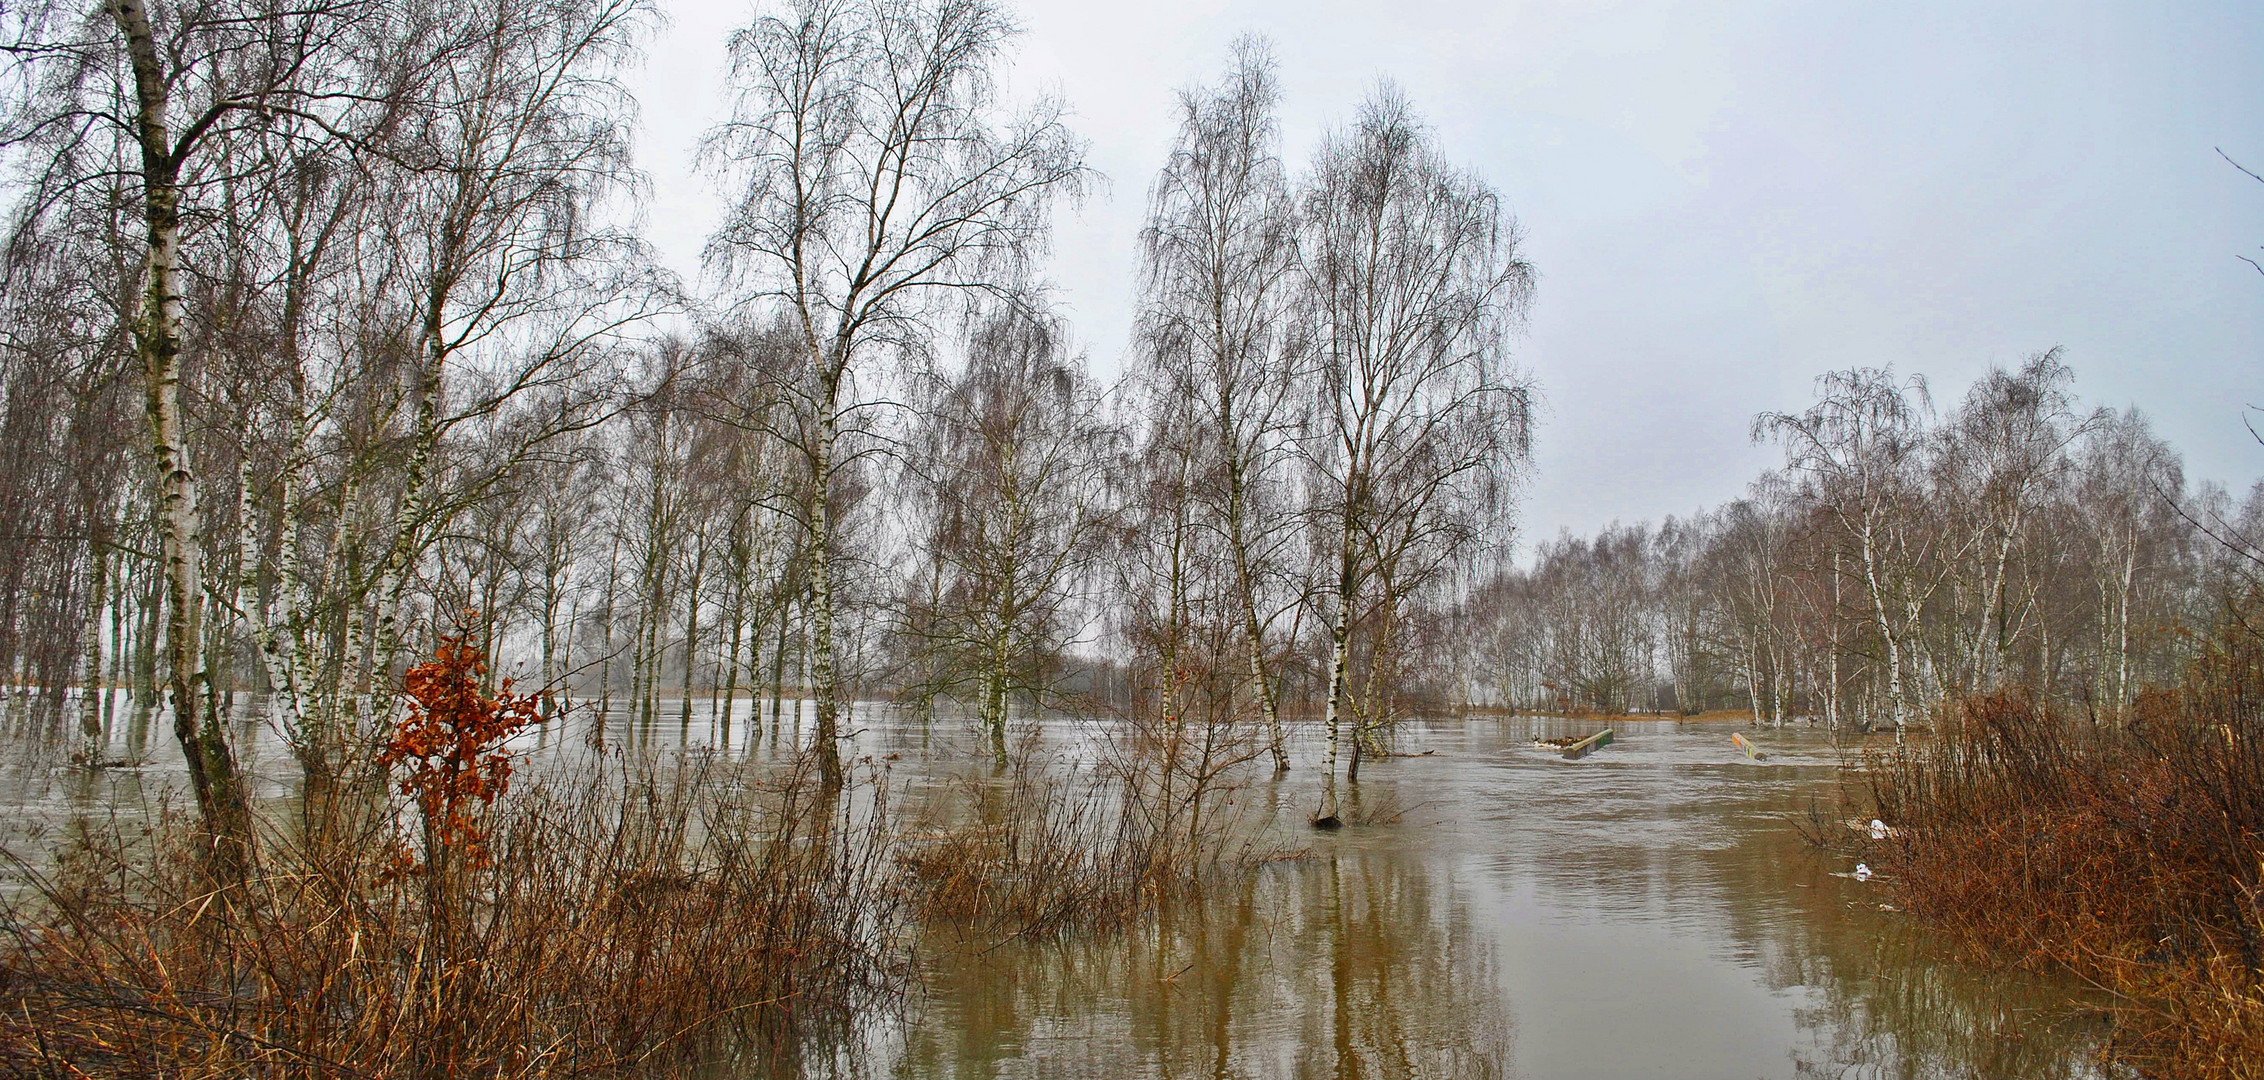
[4,701,2120,1078]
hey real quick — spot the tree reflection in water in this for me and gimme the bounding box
[889,849,1509,1080]
[1700,783,2120,1080]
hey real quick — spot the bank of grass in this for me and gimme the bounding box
[0,749,905,1078]
[1468,705,1756,725]
[1871,610,2264,1078]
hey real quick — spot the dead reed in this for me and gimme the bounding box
[0,748,906,1079]
[901,760,1168,940]
[901,712,1275,943]
[1871,609,2264,1078]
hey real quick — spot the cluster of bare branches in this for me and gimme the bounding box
[1462,350,2259,734]
[1112,43,1532,822]
[0,6,1536,839]
[0,0,664,851]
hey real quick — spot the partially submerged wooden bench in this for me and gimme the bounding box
[1561,728,1613,760]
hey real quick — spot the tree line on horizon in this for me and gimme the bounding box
[1462,352,2263,734]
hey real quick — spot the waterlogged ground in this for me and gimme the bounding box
[3,699,2121,1079]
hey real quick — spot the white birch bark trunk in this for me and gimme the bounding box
[113,0,249,846]
[808,402,842,787]
[79,539,106,752]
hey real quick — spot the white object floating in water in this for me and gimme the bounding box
[1853,863,1873,882]
[1869,819,1890,840]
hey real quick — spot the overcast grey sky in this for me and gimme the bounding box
[629,0,2264,553]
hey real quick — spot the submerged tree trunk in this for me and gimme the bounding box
[1316,599,1354,823]
[104,554,126,732]
[539,577,560,721]
[679,541,706,733]
[1227,488,1286,772]
[114,0,251,858]
[134,561,157,713]
[983,613,1012,768]
[768,592,793,741]
[808,405,842,788]
[597,532,621,722]
[78,536,107,755]
[719,606,744,746]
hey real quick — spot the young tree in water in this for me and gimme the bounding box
[1135,37,1304,773]
[1113,352,1216,771]
[902,304,1116,766]
[704,0,1087,786]
[1300,87,1534,822]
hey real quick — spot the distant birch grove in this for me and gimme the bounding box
[0,0,2250,841]
[1467,351,2263,735]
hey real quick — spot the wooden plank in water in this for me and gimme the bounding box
[1561,728,1613,760]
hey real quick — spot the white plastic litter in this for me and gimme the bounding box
[1869,819,1889,840]
[1853,863,1873,882]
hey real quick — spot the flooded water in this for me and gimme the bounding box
[2,700,2120,1079]
[874,715,2119,1080]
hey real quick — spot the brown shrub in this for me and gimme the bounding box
[0,749,906,1079]
[1872,611,2264,1078]
[902,716,1274,943]
[901,762,1168,940]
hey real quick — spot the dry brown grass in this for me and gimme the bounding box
[1871,612,2264,1078]
[901,762,1173,940]
[901,710,1275,944]
[1470,705,1756,725]
[0,750,905,1079]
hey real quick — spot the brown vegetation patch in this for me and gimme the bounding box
[1675,709,1782,725]
[902,717,1278,944]
[0,752,905,1078]
[1872,615,2264,1078]
[901,765,1173,941]
[1478,706,1757,725]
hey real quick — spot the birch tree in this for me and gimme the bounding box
[344,0,659,740]
[2074,408,2186,724]
[1,0,392,847]
[1300,86,1533,822]
[1934,349,2097,693]
[903,304,1116,765]
[1756,369,1936,735]
[705,0,1086,786]
[1135,36,1303,772]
